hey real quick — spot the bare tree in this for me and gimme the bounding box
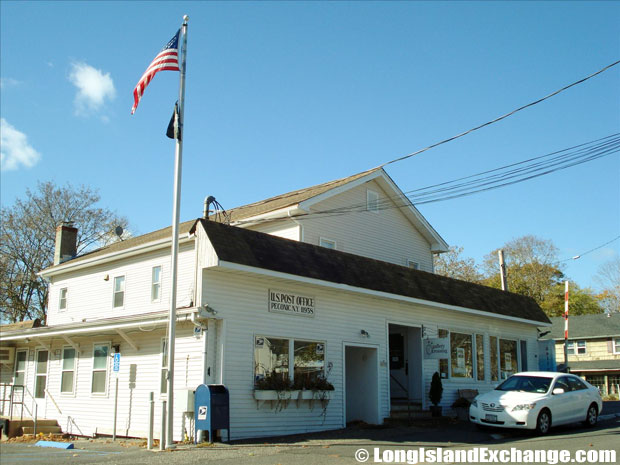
[595,257,620,313]
[0,181,128,323]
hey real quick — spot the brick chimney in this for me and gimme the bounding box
[54,222,78,265]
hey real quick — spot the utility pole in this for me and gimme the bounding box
[563,280,569,372]
[498,249,508,291]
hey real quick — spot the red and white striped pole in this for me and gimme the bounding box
[563,280,569,372]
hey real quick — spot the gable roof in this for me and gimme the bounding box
[544,313,620,340]
[221,167,382,223]
[196,219,550,325]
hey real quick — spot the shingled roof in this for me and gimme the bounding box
[220,167,381,223]
[197,219,551,324]
[545,314,620,340]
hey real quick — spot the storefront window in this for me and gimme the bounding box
[499,339,518,379]
[438,329,449,379]
[254,337,289,385]
[490,336,498,381]
[293,340,325,386]
[450,332,473,378]
[476,334,485,381]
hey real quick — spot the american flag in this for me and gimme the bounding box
[131,30,181,115]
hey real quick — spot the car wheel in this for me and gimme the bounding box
[583,404,598,427]
[536,409,551,435]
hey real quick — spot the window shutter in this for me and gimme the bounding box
[608,339,613,353]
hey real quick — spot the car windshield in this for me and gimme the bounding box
[495,375,552,393]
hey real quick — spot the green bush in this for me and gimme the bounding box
[429,372,443,406]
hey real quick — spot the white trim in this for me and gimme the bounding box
[216,260,550,327]
[151,265,163,303]
[39,234,195,278]
[319,237,337,250]
[60,345,77,396]
[342,342,381,428]
[58,287,68,312]
[91,342,111,397]
[112,275,126,309]
[300,170,383,210]
[0,308,198,342]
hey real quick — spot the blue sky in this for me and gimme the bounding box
[1,1,618,292]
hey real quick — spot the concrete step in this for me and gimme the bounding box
[22,425,63,435]
[390,403,423,412]
[389,409,432,420]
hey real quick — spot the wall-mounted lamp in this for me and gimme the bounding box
[103,274,110,281]
[202,304,218,315]
[112,344,121,354]
[360,330,370,338]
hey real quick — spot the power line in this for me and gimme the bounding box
[558,235,620,263]
[379,60,620,168]
[233,133,620,226]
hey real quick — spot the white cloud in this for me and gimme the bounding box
[68,62,116,115]
[0,77,21,88]
[0,118,41,171]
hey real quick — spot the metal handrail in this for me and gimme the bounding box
[389,374,411,424]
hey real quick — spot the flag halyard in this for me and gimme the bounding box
[131,30,181,115]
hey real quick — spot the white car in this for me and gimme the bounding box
[469,371,602,435]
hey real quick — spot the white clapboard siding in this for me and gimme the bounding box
[202,268,539,440]
[47,242,196,326]
[299,179,435,271]
[248,221,300,241]
[8,325,203,441]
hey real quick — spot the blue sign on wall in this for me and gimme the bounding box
[113,353,121,372]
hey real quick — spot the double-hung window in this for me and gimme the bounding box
[614,338,620,355]
[567,340,586,355]
[61,347,76,394]
[59,288,68,311]
[113,276,125,308]
[91,344,109,394]
[14,350,27,386]
[34,350,48,399]
[151,266,162,302]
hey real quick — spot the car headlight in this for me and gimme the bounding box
[471,399,478,408]
[511,403,536,411]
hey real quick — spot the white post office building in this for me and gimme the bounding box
[0,168,550,441]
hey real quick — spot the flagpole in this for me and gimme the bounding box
[166,14,188,450]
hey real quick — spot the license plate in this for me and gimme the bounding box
[485,414,497,422]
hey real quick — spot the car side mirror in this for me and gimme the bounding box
[552,388,565,395]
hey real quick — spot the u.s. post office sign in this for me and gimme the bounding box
[268,289,315,317]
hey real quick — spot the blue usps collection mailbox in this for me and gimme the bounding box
[194,384,230,443]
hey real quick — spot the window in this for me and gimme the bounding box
[319,238,336,249]
[59,288,68,311]
[438,329,449,379]
[34,350,48,399]
[476,334,485,381]
[113,276,125,308]
[407,260,420,270]
[254,336,289,385]
[254,336,326,388]
[14,350,27,386]
[61,347,76,394]
[160,339,168,394]
[91,344,109,394]
[151,266,162,302]
[499,339,518,379]
[615,338,620,355]
[567,376,587,391]
[293,340,325,386]
[450,332,473,378]
[554,376,571,393]
[490,336,499,381]
[367,189,379,212]
[567,340,586,355]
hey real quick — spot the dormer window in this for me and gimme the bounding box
[407,260,420,270]
[319,237,336,249]
[367,189,379,212]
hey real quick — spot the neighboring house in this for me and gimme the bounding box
[544,314,620,396]
[0,168,550,441]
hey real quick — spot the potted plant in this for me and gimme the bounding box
[429,371,443,417]
[451,397,471,421]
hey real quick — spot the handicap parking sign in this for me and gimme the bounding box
[113,353,121,372]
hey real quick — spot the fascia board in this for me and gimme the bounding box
[216,260,550,327]
[299,170,383,210]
